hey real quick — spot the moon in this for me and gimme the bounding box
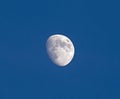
[46,34,75,66]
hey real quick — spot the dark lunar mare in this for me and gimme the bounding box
[55,39,72,52]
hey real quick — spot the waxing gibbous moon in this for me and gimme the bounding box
[46,34,75,66]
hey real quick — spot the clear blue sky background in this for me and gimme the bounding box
[0,0,120,99]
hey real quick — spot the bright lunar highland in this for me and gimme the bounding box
[46,34,75,66]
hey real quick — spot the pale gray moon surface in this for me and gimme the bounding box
[46,34,75,66]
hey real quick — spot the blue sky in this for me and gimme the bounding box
[0,0,120,99]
